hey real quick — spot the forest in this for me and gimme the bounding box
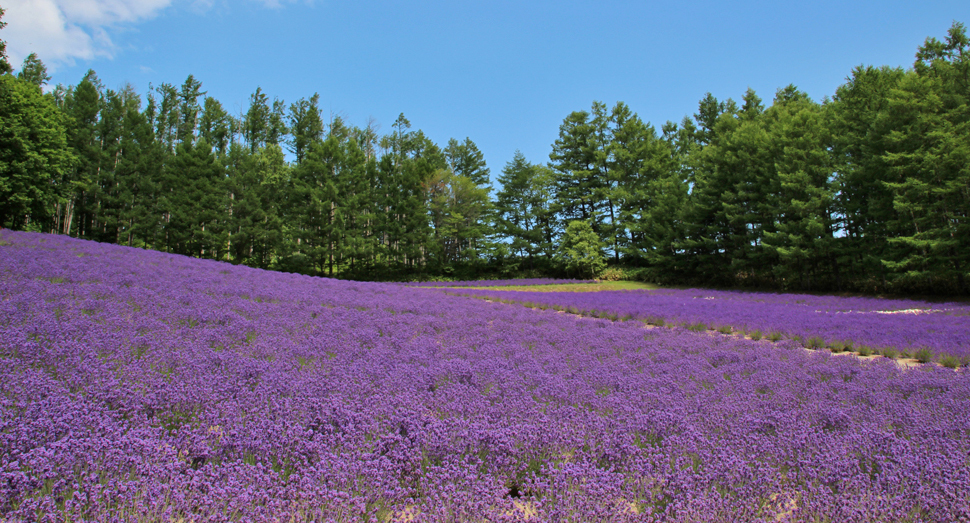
[1,12,968,295]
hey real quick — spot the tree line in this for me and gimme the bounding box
[2,12,968,295]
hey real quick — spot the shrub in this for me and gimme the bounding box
[939,355,960,369]
[598,267,625,282]
[914,347,933,364]
[881,347,899,359]
[767,332,783,342]
[856,345,872,357]
[556,220,607,279]
[748,330,763,341]
[806,337,824,350]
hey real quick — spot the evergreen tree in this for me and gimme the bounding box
[880,22,970,292]
[444,137,491,188]
[0,8,11,75]
[61,70,103,238]
[242,87,270,153]
[0,74,76,228]
[158,138,225,257]
[288,93,324,164]
[153,82,180,153]
[828,65,907,289]
[762,87,838,291]
[610,106,685,267]
[495,151,556,270]
[227,144,288,268]
[16,53,50,88]
[335,130,378,274]
[176,75,205,147]
[549,105,607,228]
[199,97,232,156]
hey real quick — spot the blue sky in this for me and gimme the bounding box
[4,0,970,182]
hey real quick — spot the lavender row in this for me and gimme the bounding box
[2,231,969,522]
[449,287,970,361]
[401,278,594,288]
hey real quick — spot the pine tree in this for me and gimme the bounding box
[495,151,555,270]
[762,88,837,291]
[16,53,50,88]
[176,75,205,147]
[288,94,324,165]
[880,22,970,292]
[199,97,232,156]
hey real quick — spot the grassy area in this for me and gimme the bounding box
[465,281,660,292]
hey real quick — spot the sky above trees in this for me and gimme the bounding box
[3,0,970,182]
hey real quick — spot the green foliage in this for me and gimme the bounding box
[914,347,934,364]
[938,355,960,369]
[555,220,607,279]
[287,93,323,164]
[16,53,50,88]
[0,75,76,228]
[598,267,625,281]
[1,21,966,292]
[494,151,556,268]
[0,8,10,75]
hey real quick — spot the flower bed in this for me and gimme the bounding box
[450,287,970,362]
[2,231,969,521]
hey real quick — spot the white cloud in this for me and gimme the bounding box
[1,0,311,71]
[252,0,314,9]
[2,0,173,70]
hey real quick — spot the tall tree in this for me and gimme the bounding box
[880,22,970,292]
[762,87,838,291]
[444,137,491,188]
[828,65,907,289]
[199,96,232,156]
[242,87,270,153]
[153,82,180,153]
[61,70,103,237]
[158,138,226,257]
[227,144,288,268]
[0,7,11,75]
[609,106,684,267]
[176,75,205,147]
[16,53,50,88]
[549,103,610,232]
[288,94,324,164]
[494,151,556,269]
[0,74,75,228]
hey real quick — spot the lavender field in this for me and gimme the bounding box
[2,231,970,522]
[450,288,970,363]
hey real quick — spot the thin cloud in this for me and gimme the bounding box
[1,0,311,71]
[2,0,173,70]
[252,0,314,9]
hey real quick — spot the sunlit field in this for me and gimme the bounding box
[447,287,970,365]
[467,281,660,293]
[2,231,969,522]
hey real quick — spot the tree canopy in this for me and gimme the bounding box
[2,16,968,294]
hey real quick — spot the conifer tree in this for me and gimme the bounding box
[17,53,50,88]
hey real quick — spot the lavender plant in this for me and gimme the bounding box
[2,230,969,522]
[451,287,970,361]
